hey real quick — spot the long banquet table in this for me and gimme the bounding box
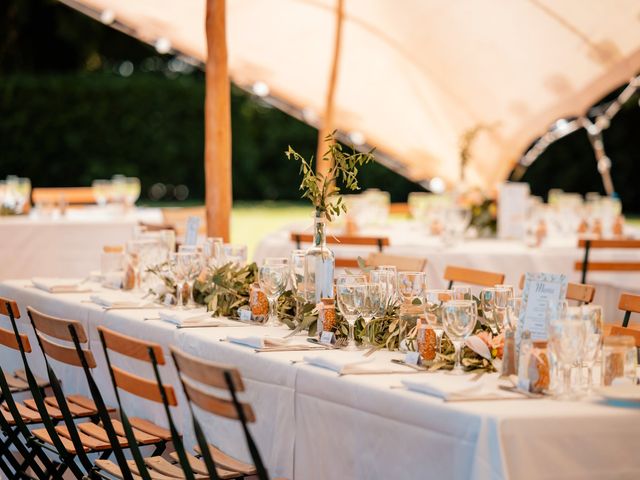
[0,207,163,280]
[1,280,640,479]
[254,221,640,324]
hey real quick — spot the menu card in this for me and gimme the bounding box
[497,182,530,239]
[184,216,201,245]
[518,272,567,343]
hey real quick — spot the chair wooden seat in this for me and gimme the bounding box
[31,428,89,454]
[108,419,166,445]
[13,369,49,389]
[168,451,239,479]
[192,443,257,476]
[77,422,129,447]
[128,417,173,441]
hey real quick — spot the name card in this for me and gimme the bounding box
[238,307,252,322]
[518,272,567,343]
[184,216,201,246]
[404,351,422,366]
[497,182,530,239]
[320,331,336,345]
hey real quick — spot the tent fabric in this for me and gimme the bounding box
[61,0,640,189]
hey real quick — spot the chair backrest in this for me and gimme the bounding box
[31,187,96,205]
[618,293,640,327]
[609,325,640,347]
[171,346,267,480]
[575,238,640,284]
[290,232,390,251]
[443,265,505,288]
[162,206,207,236]
[97,326,190,480]
[0,297,30,353]
[366,252,427,272]
[517,275,595,304]
[389,203,409,216]
[27,307,95,368]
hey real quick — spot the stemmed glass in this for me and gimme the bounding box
[170,252,187,308]
[336,284,361,351]
[452,285,471,300]
[425,289,453,355]
[354,283,383,347]
[493,286,513,330]
[290,250,306,321]
[124,177,141,208]
[397,272,426,305]
[479,288,498,333]
[548,318,586,400]
[506,296,522,331]
[581,305,604,394]
[175,251,203,308]
[370,268,397,309]
[443,300,478,374]
[203,237,223,268]
[222,244,247,266]
[92,179,110,207]
[259,264,289,326]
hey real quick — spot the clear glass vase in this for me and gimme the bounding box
[303,214,335,305]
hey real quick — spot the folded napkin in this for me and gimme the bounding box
[32,277,91,294]
[226,336,290,349]
[90,292,154,309]
[303,353,374,374]
[402,374,518,401]
[159,310,231,327]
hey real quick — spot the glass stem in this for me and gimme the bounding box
[269,297,278,322]
[175,282,184,307]
[586,365,593,393]
[454,341,462,370]
[435,330,443,354]
[348,322,355,345]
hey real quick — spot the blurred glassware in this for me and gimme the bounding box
[398,303,423,353]
[259,263,289,327]
[355,283,383,347]
[176,251,203,308]
[336,283,362,351]
[111,175,127,204]
[92,179,110,207]
[441,206,471,245]
[601,336,637,387]
[479,288,498,332]
[397,271,426,305]
[222,244,247,266]
[370,266,397,308]
[548,318,586,399]
[424,289,452,355]
[452,285,471,300]
[203,237,223,267]
[443,300,478,374]
[581,305,604,393]
[124,177,141,208]
[290,249,307,323]
[264,257,288,265]
[15,178,31,213]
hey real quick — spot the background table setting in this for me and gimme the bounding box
[2,154,640,480]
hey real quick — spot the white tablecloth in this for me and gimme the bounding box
[254,221,640,325]
[0,207,162,280]
[1,280,639,480]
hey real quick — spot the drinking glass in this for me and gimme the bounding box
[506,296,522,331]
[452,285,471,300]
[336,284,361,351]
[169,252,187,308]
[548,319,587,399]
[355,283,383,347]
[259,264,289,326]
[124,177,141,208]
[264,257,288,265]
[222,244,247,266]
[92,179,110,207]
[290,249,307,321]
[397,271,426,306]
[370,267,397,308]
[176,251,203,308]
[203,237,223,267]
[581,305,604,393]
[443,300,478,374]
[111,174,127,204]
[493,286,513,330]
[425,289,453,355]
[336,274,367,286]
[479,288,498,332]
[601,336,637,386]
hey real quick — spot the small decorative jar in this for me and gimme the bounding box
[602,336,637,386]
[317,298,336,334]
[416,319,437,362]
[250,283,269,323]
[527,341,550,393]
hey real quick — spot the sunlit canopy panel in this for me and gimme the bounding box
[61,0,640,189]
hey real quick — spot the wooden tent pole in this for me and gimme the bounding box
[316,0,344,177]
[205,0,232,241]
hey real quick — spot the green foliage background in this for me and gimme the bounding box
[1,0,638,208]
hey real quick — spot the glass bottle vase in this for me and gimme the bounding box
[303,214,335,308]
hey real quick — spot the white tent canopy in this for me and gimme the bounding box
[61,0,640,189]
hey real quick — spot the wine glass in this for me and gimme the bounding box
[397,272,426,306]
[493,286,513,330]
[111,174,127,204]
[203,237,223,268]
[290,249,307,320]
[169,252,187,308]
[92,179,110,207]
[425,289,453,355]
[124,177,141,208]
[354,283,383,347]
[222,244,247,266]
[264,257,288,265]
[336,284,361,351]
[175,251,203,308]
[370,268,397,308]
[506,296,522,331]
[452,285,471,300]
[548,319,587,399]
[479,288,498,333]
[581,305,604,394]
[443,300,478,374]
[259,264,289,327]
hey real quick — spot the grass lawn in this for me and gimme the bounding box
[231,201,310,259]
